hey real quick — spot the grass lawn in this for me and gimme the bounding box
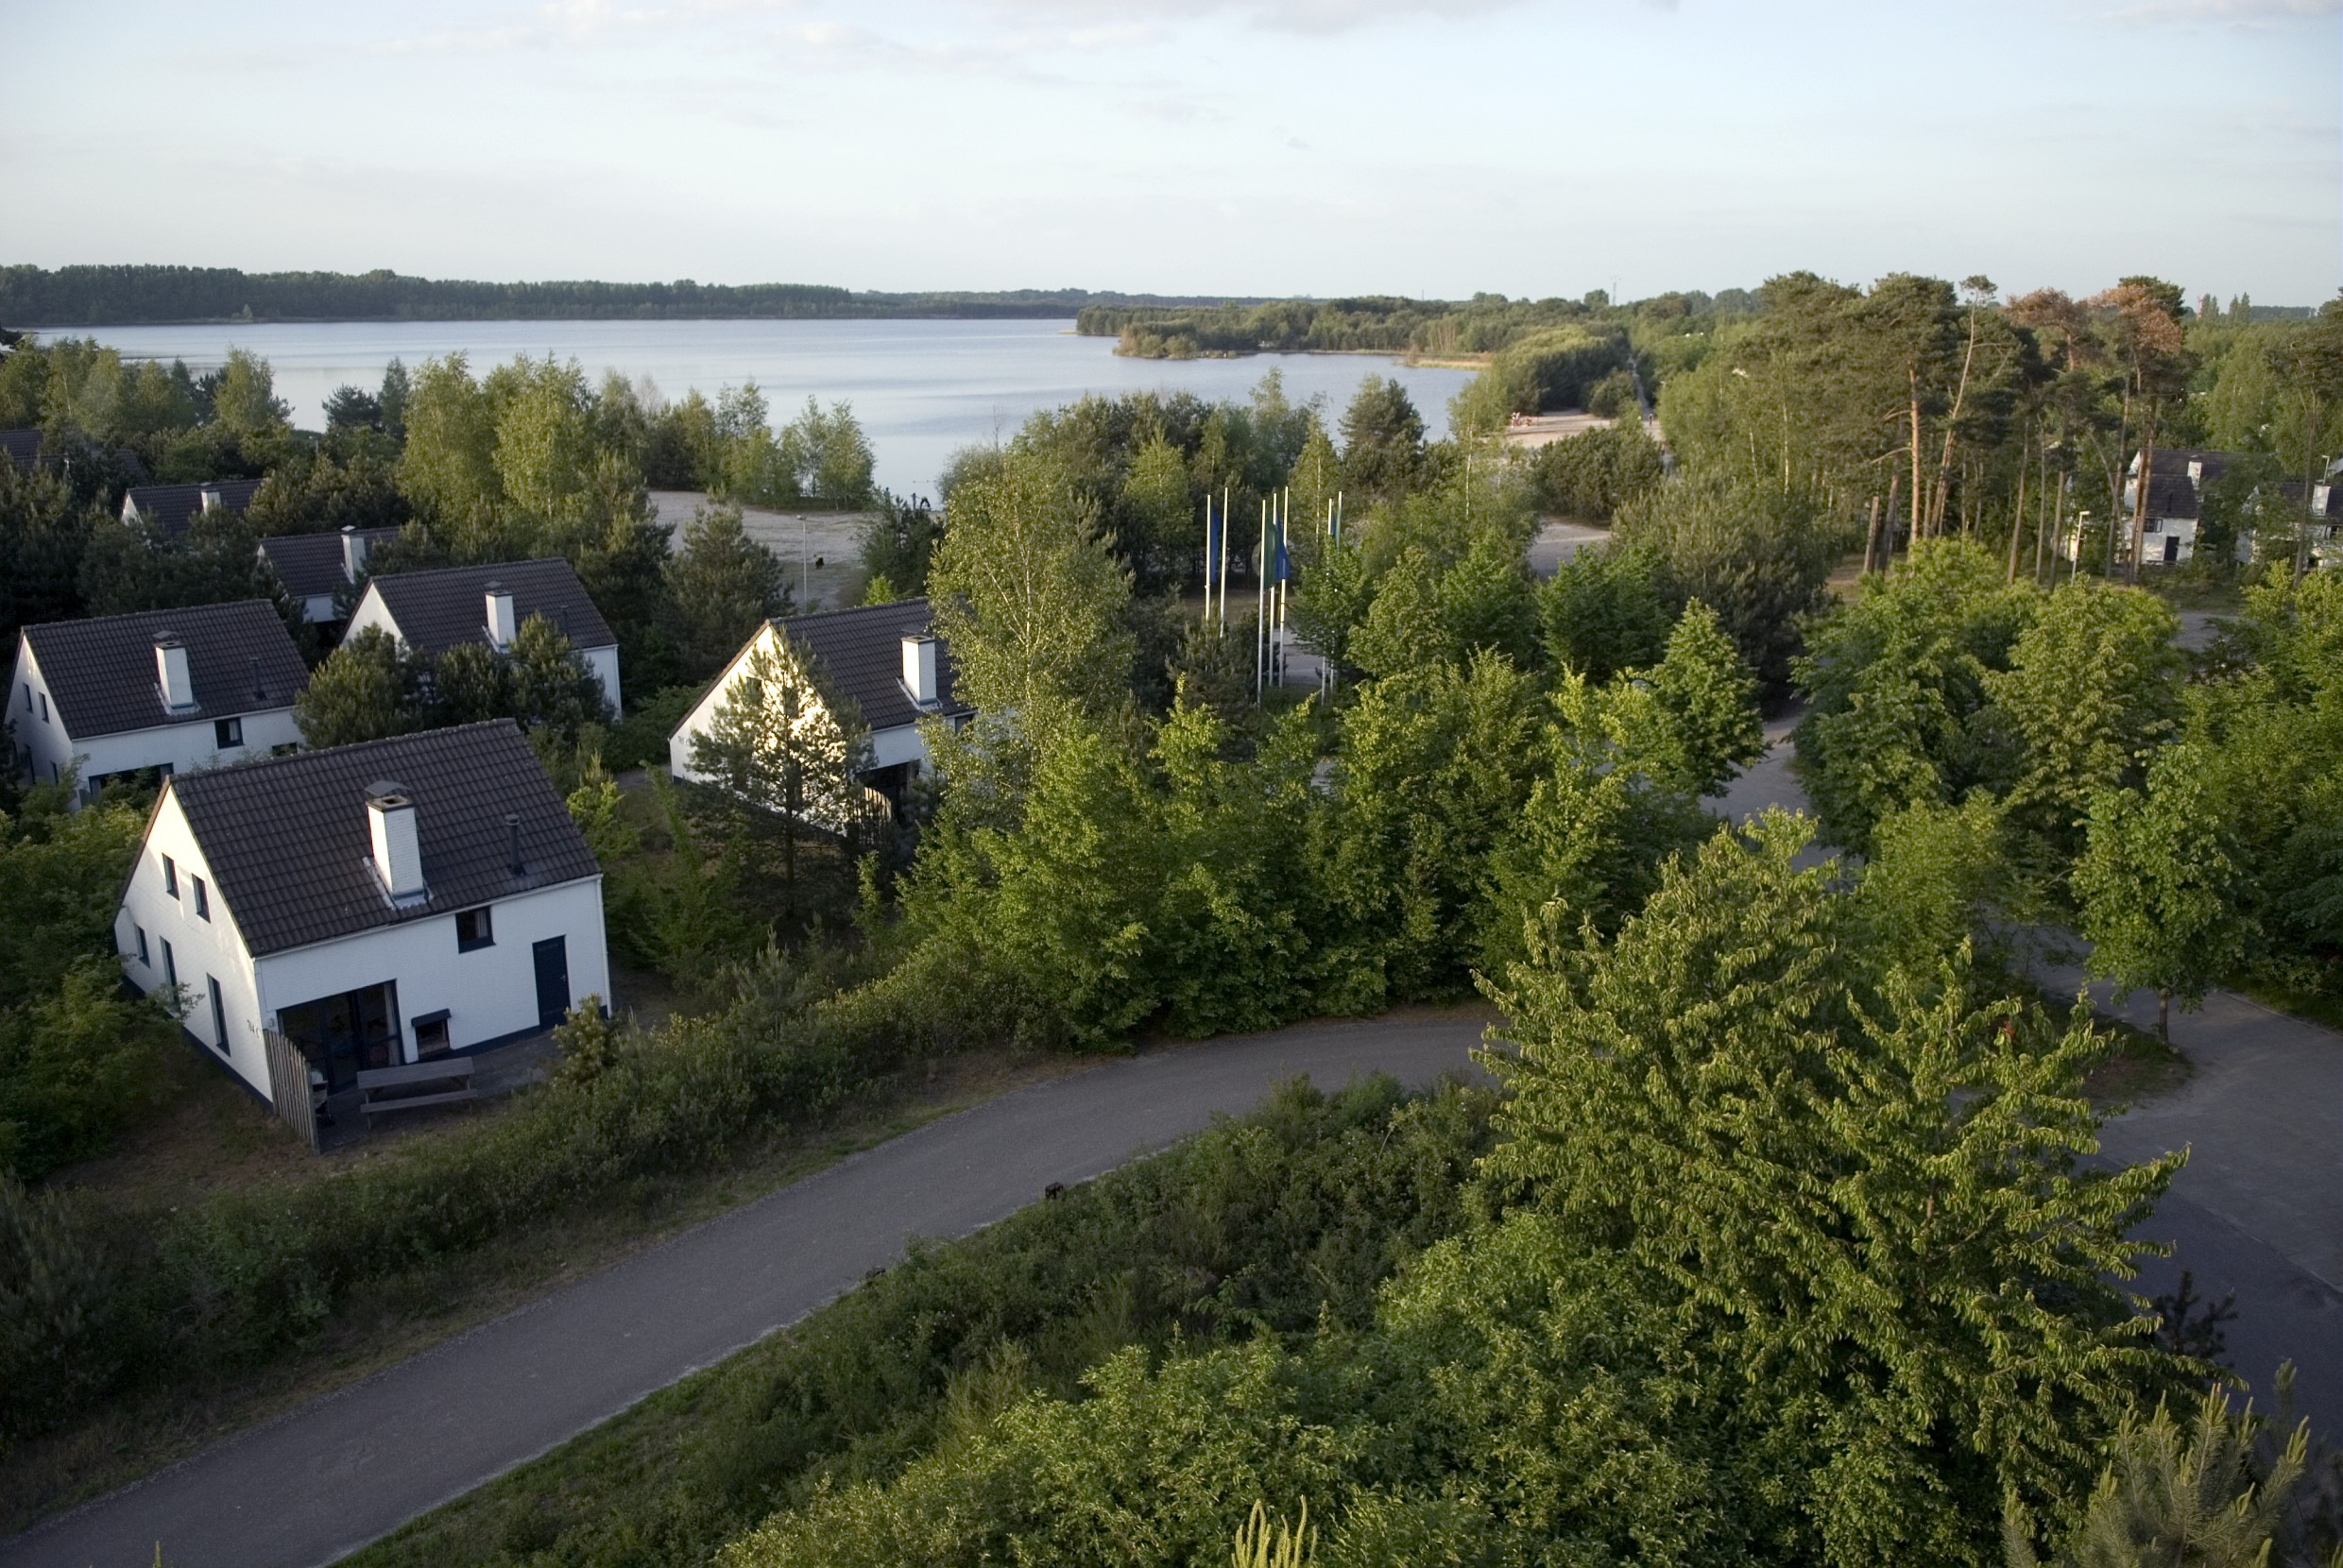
[2226,971,2343,1033]
[0,1046,1093,1538]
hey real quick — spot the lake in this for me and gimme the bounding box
[60,318,1476,499]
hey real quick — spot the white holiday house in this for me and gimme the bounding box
[347,558,623,712]
[115,720,611,1102]
[260,524,401,625]
[8,600,308,804]
[668,598,971,809]
[122,478,264,537]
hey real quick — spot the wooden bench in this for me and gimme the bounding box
[356,1058,480,1118]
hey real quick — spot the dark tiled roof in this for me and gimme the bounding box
[367,559,616,655]
[169,719,600,958]
[2141,472,2201,520]
[0,430,38,469]
[260,529,399,601]
[2137,448,2235,483]
[774,598,970,734]
[122,478,265,537]
[19,601,307,740]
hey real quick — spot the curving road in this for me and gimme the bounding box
[0,1012,1493,1568]
[10,713,2338,1568]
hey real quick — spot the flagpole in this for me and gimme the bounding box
[1257,500,1268,702]
[1218,485,1231,632]
[1202,494,1214,633]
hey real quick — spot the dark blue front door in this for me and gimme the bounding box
[532,936,570,1030]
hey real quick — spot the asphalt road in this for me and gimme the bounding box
[0,1012,1493,1568]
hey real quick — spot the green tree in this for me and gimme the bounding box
[928,450,1134,741]
[1434,528,1539,668]
[1636,601,1764,797]
[1987,579,2182,878]
[2073,741,2249,1042]
[1487,815,2185,1562]
[507,613,612,738]
[688,636,873,886]
[663,503,792,683]
[1536,543,1671,682]
[293,626,419,747]
[1116,430,1197,591]
[1317,652,1542,1004]
[397,353,500,533]
[1338,376,1424,503]
[1345,545,1448,678]
[1612,476,1838,699]
[2005,1385,2312,1568]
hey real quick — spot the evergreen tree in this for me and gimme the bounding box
[663,503,792,683]
[688,636,872,885]
[294,626,419,747]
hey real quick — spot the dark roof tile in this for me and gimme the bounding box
[170,720,600,958]
[260,529,400,601]
[19,601,307,740]
[366,559,615,655]
[123,479,264,537]
[775,598,969,733]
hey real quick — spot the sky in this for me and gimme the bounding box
[5,0,2337,304]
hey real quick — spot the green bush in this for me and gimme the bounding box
[348,1076,1497,1568]
[0,949,905,1445]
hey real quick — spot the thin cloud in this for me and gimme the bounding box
[981,0,1527,34]
[2099,0,2337,24]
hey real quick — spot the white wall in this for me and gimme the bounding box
[584,644,622,714]
[344,583,398,645]
[253,877,611,1069]
[9,639,299,807]
[116,789,270,1097]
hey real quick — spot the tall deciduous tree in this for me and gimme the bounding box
[928,450,1134,741]
[2073,741,2249,1042]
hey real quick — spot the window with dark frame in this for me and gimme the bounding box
[207,977,228,1056]
[162,854,179,897]
[455,906,494,951]
[162,938,177,997]
[135,926,149,964]
[38,692,47,723]
[214,716,243,748]
[193,876,209,920]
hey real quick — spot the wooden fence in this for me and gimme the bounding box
[262,1029,320,1154]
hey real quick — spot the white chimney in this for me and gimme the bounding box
[902,635,939,707]
[485,584,518,650]
[367,783,425,901]
[340,525,370,583]
[155,636,197,712]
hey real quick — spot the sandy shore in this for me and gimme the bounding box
[1501,410,1663,450]
[648,490,881,612]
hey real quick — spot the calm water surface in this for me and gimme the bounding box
[65,318,1474,498]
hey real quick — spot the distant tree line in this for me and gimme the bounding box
[0,265,1267,328]
[1079,288,1760,360]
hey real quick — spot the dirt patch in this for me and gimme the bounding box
[648,491,879,613]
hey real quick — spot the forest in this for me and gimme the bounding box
[0,265,1256,327]
[2,272,2341,1564]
